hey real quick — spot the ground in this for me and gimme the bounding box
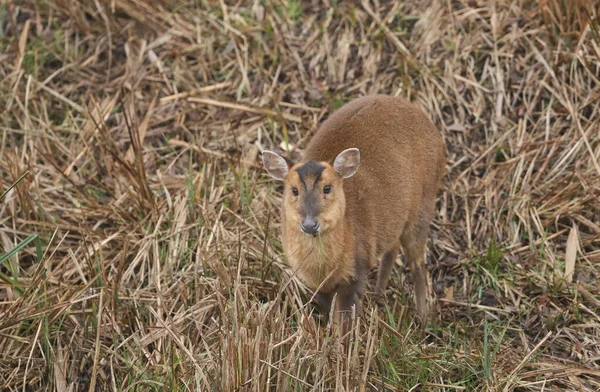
[1,0,599,391]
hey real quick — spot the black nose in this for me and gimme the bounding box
[300,218,320,236]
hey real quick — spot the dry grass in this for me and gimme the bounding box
[1,0,600,390]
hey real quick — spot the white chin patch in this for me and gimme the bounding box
[300,227,320,237]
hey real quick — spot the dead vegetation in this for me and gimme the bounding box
[0,0,599,390]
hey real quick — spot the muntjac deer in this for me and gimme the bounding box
[262,95,446,328]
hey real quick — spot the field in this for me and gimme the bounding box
[1,0,600,390]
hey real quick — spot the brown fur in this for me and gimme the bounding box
[265,94,446,328]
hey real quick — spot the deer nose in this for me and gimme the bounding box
[300,218,320,236]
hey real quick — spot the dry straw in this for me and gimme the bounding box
[1,0,599,390]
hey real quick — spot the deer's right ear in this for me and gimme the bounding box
[262,150,289,181]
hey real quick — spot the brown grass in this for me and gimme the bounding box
[1,0,599,390]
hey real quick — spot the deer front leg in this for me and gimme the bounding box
[313,291,333,322]
[332,279,364,336]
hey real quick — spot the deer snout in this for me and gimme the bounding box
[300,217,320,237]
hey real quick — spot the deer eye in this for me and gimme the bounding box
[323,185,331,194]
[292,187,299,196]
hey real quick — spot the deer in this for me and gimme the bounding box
[262,95,446,331]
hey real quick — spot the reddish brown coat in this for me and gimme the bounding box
[263,94,446,326]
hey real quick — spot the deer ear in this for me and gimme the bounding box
[333,148,360,179]
[262,150,289,181]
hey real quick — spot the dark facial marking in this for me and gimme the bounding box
[299,188,320,218]
[295,161,325,218]
[295,161,325,190]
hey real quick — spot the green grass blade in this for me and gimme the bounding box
[0,234,40,266]
[0,171,30,200]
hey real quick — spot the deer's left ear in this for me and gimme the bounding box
[333,148,360,178]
